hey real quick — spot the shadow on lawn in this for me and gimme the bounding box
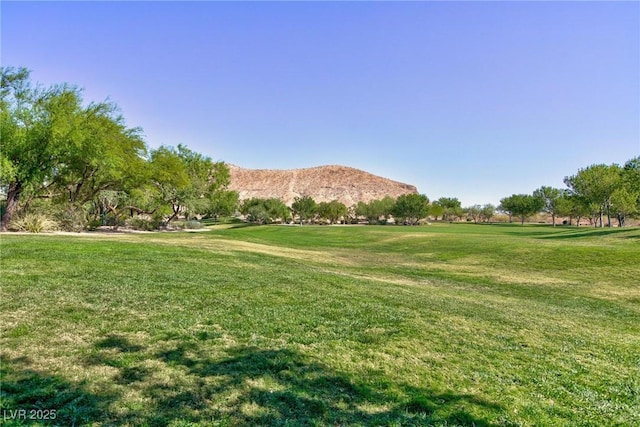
[2,335,504,426]
[0,354,114,426]
[535,227,636,239]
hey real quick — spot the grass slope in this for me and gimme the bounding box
[1,224,639,426]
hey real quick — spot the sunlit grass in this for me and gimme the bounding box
[1,223,639,426]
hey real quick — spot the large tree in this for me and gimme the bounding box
[499,194,543,225]
[149,144,230,225]
[53,102,146,206]
[1,68,87,230]
[1,68,150,231]
[355,196,395,224]
[291,195,317,225]
[564,164,621,228]
[533,186,567,227]
[610,188,637,227]
[317,200,348,224]
[434,197,463,222]
[393,193,429,225]
[206,190,239,220]
[480,203,496,223]
[465,205,482,224]
[429,203,444,221]
[610,157,640,227]
[240,197,289,224]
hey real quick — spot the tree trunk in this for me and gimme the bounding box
[107,206,120,231]
[167,204,180,226]
[1,181,23,231]
[552,214,556,227]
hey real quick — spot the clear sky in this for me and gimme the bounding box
[2,1,639,206]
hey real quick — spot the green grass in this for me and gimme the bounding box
[1,223,639,426]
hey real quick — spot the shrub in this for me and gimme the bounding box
[10,213,58,233]
[185,220,203,229]
[87,218,103,231]
[55,207,87,232]
[125,217,160,231]
[172,220,204,230]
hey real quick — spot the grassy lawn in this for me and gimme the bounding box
[1,223,639,426]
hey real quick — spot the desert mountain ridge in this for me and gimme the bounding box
[228,164,419,207]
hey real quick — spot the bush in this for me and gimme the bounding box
[172,220,204,230]
[10,213,58,233]
[185,220,203,229]
[55,207,87,232]
[125,217,160,231]
[87,218,103,231]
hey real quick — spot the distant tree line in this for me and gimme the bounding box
[2,68,638,231]
[237,194,431,226]
[499,158,639,227]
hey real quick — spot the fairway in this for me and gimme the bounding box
[1,224,639,426]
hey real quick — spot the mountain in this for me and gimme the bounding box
[228,164,418,207]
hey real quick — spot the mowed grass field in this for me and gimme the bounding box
[1,224,639,426]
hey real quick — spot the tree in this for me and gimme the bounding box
[553,193,577,225]
[148,145,230,225]
[435,197,463,222]
[393,193,429,225]
[241,197,290,224]
[622,157,640,196]
[355,196,395,224]
[52,102,148,231]
[317,200,347,224]
[148,146,191,224]
[0,68,151,231]
[263,198,291,223]
[610,188,637,227]
[564,164,621,228]
[370,196,396,223]
[571,195,600,227]
[206,190,239,220]
[429,203,444,221]
[1,67,85,230]
[465,205,482,224]
[95,189,156,231]
[291,196,316,225]
[617,156,640,225]
[498,197,514,223]
[533,186,566,227]
[499,194,543,225]
[55,102,146,203]
[240,198,270,224]
[480,203,495,223]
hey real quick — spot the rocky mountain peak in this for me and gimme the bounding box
[228,164,418,207]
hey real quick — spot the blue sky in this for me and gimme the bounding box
[2,1,638,206]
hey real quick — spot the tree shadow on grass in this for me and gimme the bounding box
[0,354,115,426]
[3,335,507,426]
[151,344,504,426]
[535,227,637,239]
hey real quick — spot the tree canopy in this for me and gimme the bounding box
[499,194,544,226]
[393,194,429,225]
[291,196,317,225]
[1,68,232,231]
